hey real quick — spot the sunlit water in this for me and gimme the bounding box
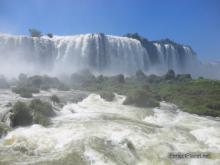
[0,92,220,165]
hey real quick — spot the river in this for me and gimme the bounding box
[0,91,220,165]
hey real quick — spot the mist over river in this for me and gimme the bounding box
[0,90,219,165]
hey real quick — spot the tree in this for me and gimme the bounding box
[135,70,146,82]
[176,74,192,81]
[47,33,53,38]
[18,73,28,82]
[116,74,125,83]
[29,28,42,37]
[51,95,60,104]
[164,69,175,80]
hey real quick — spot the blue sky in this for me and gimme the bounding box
[0,0,219,61]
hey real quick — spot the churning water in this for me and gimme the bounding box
[0,93,220,165]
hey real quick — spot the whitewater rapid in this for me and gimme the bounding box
[0,93,220,165]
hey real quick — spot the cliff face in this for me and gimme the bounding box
[125,33,198,74]
[0,33,200,76]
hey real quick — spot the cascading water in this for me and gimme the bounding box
[53,34,147,74]
[0,92,220,165]
[0,33,200,76]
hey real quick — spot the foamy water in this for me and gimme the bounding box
[0,93,220,165]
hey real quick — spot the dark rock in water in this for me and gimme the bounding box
[0,122,10,137]
[10,101,33,127]
[100,92,115,102]
[123,90,159,108]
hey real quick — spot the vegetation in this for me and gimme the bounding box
[100,91,115,102]
[10,99,55,127]
[123,86,159,107]
[12,74,68,98]
[9,69,220,118]
[154,78,220,117]
[68,69,220,117]
[29,28,42,37]
[164,69,175,80]
[51,95,60,104]
[30,99,55,117]
[71,69,96,87]
[0,122,10,137]
[47,33,53,38]
[10,101,33,127]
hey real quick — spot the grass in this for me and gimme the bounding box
[153,79,220,117]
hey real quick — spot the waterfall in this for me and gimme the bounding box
[1,33,217,78]
[52,34,147,74]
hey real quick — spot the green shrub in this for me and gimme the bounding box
[115,74,125,83]
[51,95,60,104]
[164,69,175,80]
[10,99,56,127]
[19,91,33,98]
[47,33,53,38]
[0,122,10,137]
[97,75,104,83]
[29,28,42,37]
[176,74,192,81]
[123,89,159,108]
[10,101,33,127]
[12,86,39,98]
[30,99,55,117]
[135,70,146,82]
[33,111,50,126]
[71,69,96,87]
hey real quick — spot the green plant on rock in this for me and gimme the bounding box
[33,111,50,126]
[100,92,115,102]
[10,101,33,127]
[51,95,60,104]
[30,99,55,117]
